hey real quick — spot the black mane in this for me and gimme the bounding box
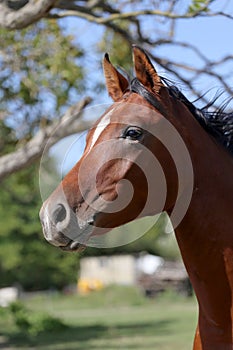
[130,78,233,156]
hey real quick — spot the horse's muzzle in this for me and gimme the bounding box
[39,198,93,252]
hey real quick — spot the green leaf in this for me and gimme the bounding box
[188,0,212,14]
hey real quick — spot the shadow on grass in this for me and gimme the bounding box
[2,318,175,349]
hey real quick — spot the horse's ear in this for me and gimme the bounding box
[103,53,129,101]
[133,45,163,94]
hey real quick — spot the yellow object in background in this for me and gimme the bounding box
[77,279,104,294]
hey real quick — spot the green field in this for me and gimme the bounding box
[0,286,198,350]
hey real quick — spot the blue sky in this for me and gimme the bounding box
[178,1,232,59]
[47,1,233,180]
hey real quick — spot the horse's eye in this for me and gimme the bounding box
[124,127,143,140]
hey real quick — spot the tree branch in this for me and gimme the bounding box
[0,0,57,29]
[0,97,93,182]
[46,7,226,23]
[1,0,231,30]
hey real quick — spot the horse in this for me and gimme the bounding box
[40,46,233,349]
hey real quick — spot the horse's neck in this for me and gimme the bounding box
[174,126,233,345]
[175,145,233,276]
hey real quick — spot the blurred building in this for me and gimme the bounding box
[79,254,163,286]
[79,254,137,286]
[78,254,191,297]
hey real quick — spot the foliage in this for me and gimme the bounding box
[0,20,84,137]
[188,0,213,14]
[0,20,85,290]
[0,120,16,155]
[98,22,132,72]
[9,301,66,336]
[0,120,79,290]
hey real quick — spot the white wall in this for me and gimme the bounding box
[79,255,136,285]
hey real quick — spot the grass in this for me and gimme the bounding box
[0,286,198,350]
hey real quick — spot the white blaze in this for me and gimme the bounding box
[88,108,115,152]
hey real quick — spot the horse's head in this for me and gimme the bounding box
[39,46,193,251]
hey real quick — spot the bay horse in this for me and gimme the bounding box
[40,46,233,349]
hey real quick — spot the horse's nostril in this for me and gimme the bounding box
[53,204,67,224]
